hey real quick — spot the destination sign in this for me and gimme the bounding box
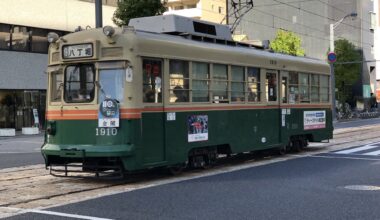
[62,43,93,59]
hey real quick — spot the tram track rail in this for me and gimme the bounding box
[1,123,380,218]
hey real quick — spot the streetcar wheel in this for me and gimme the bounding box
[292,140,302,152]
[278,145,287,155]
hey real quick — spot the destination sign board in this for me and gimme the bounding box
[62,43,93,59]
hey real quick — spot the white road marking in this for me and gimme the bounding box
[334,145,380,154]
[310,154,380,161]
[30,210,113,220]
[362,149,380,156]
[1,207,113,220]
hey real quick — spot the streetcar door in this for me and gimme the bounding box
[280,71,289,143]
[141,58,165,164]
[264,70,281,144]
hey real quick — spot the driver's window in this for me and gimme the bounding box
[98,69,125,103]
[64,64,95,103]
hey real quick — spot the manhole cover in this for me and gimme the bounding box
[344,185,380,191]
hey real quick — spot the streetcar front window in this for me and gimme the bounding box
[98,69,125,103]
[64,64,95,103]
[50,71,63,102]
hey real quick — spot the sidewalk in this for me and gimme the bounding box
[0,130,44,140]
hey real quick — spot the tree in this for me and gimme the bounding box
[269,30,305,56]
[112,0,167,27]
[334,39,362,105]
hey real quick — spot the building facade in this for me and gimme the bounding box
[0,0,116,129]
[164,0,226,24]
[227,0,375,108]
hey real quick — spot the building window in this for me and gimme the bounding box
[370,12,376,31]
[31,28,49,53]
[11,26,30,52]
[169,60,189,103]
[212,64,228,103]
[187,4,196,9]
[192,62,210,102]
[231,66,245,102]
[0,23,68,53]
[0,24,11,50]
[218,6,223,14]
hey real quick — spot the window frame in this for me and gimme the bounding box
[63,64,96,104]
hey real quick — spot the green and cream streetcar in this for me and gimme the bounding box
[42,15,333,177]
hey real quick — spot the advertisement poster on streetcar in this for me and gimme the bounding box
[98,98,120,128]
[304,111,326,130]
[188,115,208,142]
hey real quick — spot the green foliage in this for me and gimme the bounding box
[334,39,362,104]
[112,0,167,26]
[269,30,305,56]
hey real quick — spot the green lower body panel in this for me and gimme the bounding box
[42,108,333,173]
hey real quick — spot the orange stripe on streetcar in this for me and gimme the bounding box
[46,104,330,120]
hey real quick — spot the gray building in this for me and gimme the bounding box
[229,0,375,108]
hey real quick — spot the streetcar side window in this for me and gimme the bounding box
[311,74,320,102]
[320,75,330,102]
[64,64,95,103]
[231,66,245,102]
[169,60,189,103]
[266,72,277,102]
[192,62,210,102]
[247,67,260,102]
[289,72,299,104]
[143,59,162,103]
[299,73,310,103]
[212,64,228,103]
[98,69,125,103]
[50,71,63,102]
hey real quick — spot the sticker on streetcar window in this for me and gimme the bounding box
[188,115,208,142]
[62,44,93,59]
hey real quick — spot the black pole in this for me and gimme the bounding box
[95,0,103,28]
[226,0,229,25]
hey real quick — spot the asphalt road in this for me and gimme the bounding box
[2,120,380,219]
[0,134,44,169]
[6,149,380,220]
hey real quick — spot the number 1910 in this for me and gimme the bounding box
[96,128,118,136]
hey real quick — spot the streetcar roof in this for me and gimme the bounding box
[132,29,328,67]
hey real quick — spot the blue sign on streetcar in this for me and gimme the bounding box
[327,52,337,63]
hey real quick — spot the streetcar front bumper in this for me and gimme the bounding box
[41,143,135,178]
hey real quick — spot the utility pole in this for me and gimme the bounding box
[95,0,103,28]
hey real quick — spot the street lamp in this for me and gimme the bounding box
[329,12,357,122]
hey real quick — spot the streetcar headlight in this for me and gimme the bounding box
[46,121,56,135]
[47,32,59,43]
[103,26,115,37]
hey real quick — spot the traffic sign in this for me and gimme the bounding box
[327,52,337,63]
